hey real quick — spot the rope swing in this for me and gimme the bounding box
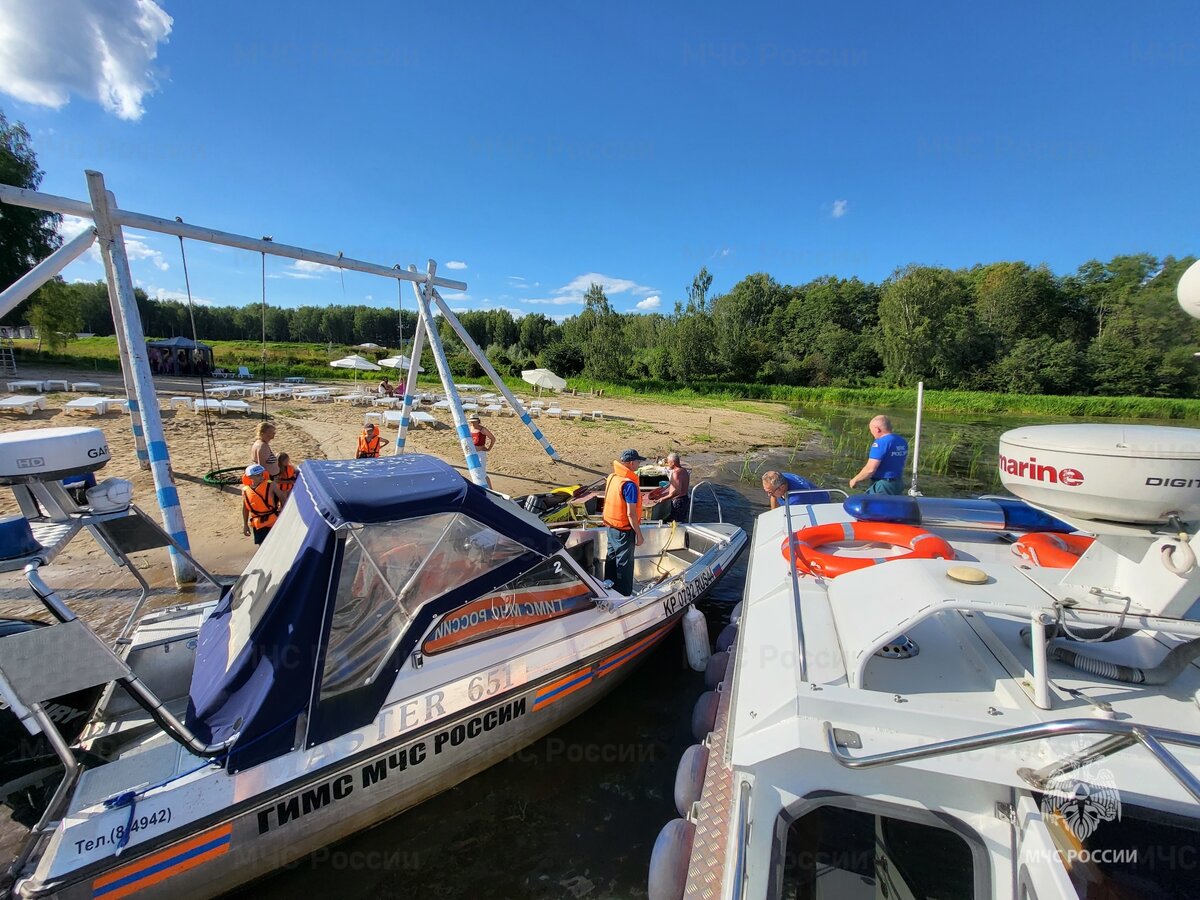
[175,226,225,484]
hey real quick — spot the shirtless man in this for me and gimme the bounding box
[652,452,691,523]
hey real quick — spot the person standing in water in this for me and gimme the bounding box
[849,415,909,494]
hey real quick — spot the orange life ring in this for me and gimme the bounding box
[1012,532,1094,569]
[780,521,955,578]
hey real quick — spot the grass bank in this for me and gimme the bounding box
[15,339,1199,421]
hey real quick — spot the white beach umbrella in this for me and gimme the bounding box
[378,355,425,373]
[330,354,381,386]
[355,342,383,350]
[521,368,566,393]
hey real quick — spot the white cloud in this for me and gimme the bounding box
[281,259,337,280]
[553,272,657,302]
[507,275,526,282]
[636,295,661,311]
[58,215,169,271]
[831,199,848,219]
[440,291,471,302]
[0,0,173,121]
[445,260,468,270]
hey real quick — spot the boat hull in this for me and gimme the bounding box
[18,618,681,900]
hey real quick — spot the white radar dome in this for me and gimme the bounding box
[0,426,111,485]
[1179,259,1200,320]
[998,424,1200,525]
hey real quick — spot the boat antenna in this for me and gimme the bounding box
[908,380,924,497]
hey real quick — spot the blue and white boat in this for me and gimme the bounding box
[1,443,745,898]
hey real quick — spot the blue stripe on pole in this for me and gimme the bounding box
[127,399,139,412]
[519,412,532,425]
[400,416,410,427]
[147,440,169,462]
[156,486,180,509]
[403,395,413,405]
[466,452,482,470]
[135,449,149,461]
[545,443,557,456]
[455,424,470,441]
[168,529,191,550]
[532,427,545,441]
[132,424,144,436]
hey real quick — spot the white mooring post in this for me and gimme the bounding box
[408,263,488,487]
[429,287,560,462]
[393,314,427,454]
[86,171,195,583]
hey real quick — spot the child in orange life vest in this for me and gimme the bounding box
[356,423,389,458]
[241,464,283,545]
[274,453,297,507]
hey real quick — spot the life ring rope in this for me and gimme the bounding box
[1013,532,1094,569]
[781,521,954,578]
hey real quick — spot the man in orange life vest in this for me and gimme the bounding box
[602,448,646,596]
[356,423,389,458]
[241,464,281,545]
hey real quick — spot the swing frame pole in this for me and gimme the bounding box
[408,263,487,487]
[429,287,559,462]
[394,314,427,454]
[86,171,195,584]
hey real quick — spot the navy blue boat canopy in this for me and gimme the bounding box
[187,455,556,770]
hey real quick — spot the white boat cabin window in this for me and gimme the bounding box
[320,513,527,700]
[780,804,975,899]
[422,554,596,655]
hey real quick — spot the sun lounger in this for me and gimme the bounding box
[70,382,102,392]
[481,404,503,416]
[169,397,193,411]
[565,409,584,419]
[264,386,293,399]
[363,412,383,426]
[193,399,224,414]
[7,380,45,392]
[411,411,437,427]
[237,366,253,379]
[0,396,47,415]
[63,398,110,415]
[332,393,370,404]
[591,410,604,421]
[432,400,451,410]
[222,399,252,414]
[283,376,306,384]
[44,379,69,392]
[545,406,563,417]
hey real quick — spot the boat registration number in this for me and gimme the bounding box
[662,568,715,617]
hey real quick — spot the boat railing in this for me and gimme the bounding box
[823,717,1200,803]
[687,481,724,523]
[782,496,808,682]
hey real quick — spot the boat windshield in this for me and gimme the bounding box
[319,512,527,700]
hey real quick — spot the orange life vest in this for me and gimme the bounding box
[602,462,642,530]
[275,463,297,494]
[243,480,278,530]
[357,431,381,458]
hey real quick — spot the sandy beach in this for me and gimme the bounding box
[0,365,792,628]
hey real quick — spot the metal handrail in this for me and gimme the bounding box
[782,499,808,682]
[823,717,1200,802]
[729,779,752,900]
[25,565,238,758]
[688,480,724,523]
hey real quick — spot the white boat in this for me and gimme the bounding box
[0,426,746,898]
[650,421,1200,900]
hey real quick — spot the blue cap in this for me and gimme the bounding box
[619,449,646,464]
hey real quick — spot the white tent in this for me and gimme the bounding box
[378,355,425,373]
[330,354,381,386]
[355,342,383,350]
[521,368,566,393]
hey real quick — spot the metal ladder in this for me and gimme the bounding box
[0,337,17,376]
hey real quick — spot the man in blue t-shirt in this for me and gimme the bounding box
[849,415,909,495]
[761,470,825,508]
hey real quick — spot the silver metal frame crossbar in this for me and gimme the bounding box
[822,717,1200,802]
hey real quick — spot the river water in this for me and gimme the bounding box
[245,405,1184,899]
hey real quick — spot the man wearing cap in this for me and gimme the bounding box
[603,449,646,595]
[241,464,282,545]
[356,423,389,458]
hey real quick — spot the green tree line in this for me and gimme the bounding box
[8,253,1198,397]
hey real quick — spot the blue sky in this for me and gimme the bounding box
[2,1,1197,317]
